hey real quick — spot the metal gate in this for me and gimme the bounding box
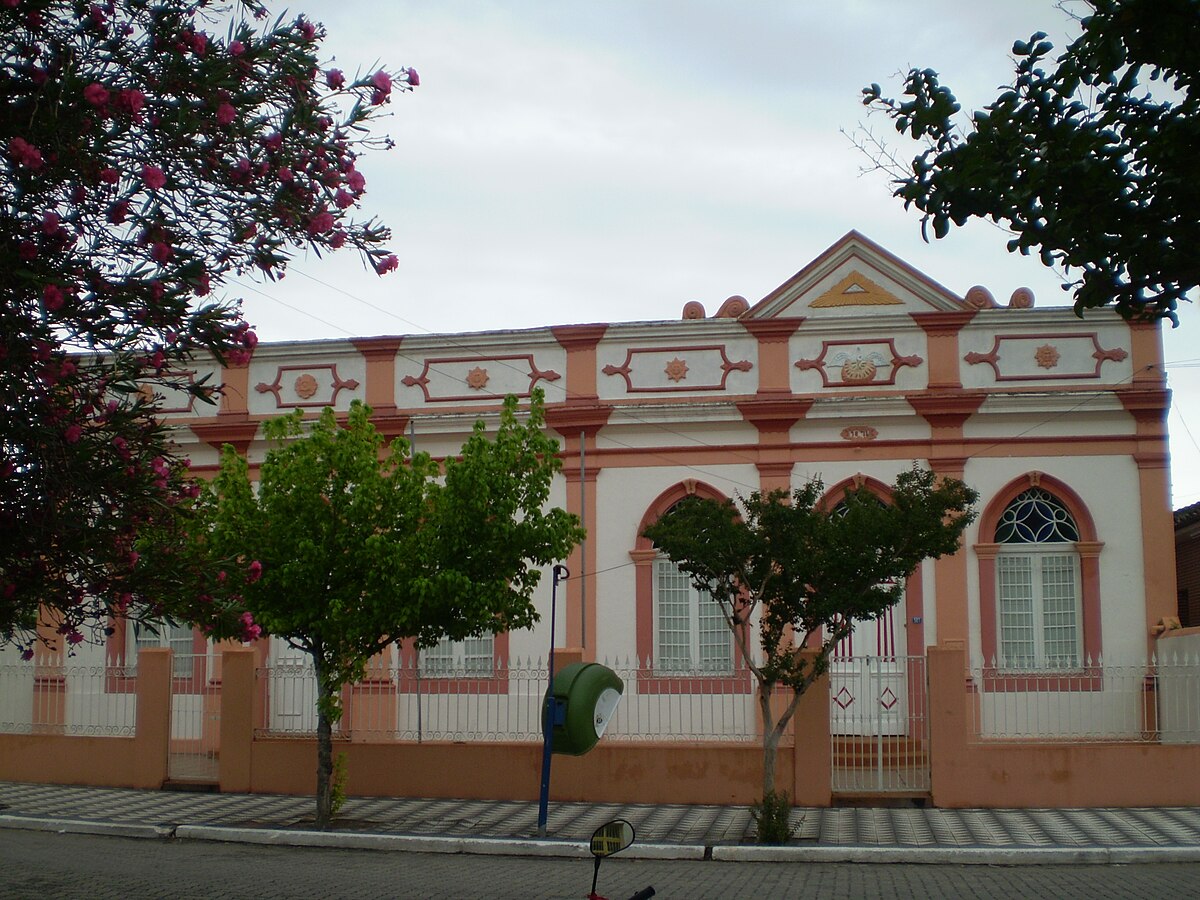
[830,654,929,794]
[167,652,221,782]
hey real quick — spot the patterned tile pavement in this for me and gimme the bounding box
[4,781,1200,851]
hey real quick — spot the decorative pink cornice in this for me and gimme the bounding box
[350,336,404,361]
[544,404,613,438]
[736,397,815,434]
[1118,388,1171,426]
[550,324,608,352]
[742,317,804,342]
[189,419,259,456]
[911,310,976,337]
[906,391,987,429]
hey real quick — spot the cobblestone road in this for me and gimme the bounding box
[3,830,1199,899]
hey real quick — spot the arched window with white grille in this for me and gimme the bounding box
[994,488,1083,669]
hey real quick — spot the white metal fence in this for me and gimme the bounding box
[257,658,765,743]
[0,664,137,736]
[830,655,930,793]
[969,655,1200,743]
[167,653,221,781]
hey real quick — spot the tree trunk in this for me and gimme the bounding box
[758,683,778,797]
[314,662,334,829]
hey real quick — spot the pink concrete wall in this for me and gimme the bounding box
[927,642,1200,808]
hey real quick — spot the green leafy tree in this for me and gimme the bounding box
[642,467,977,821]
[860,0,1198,323]
[203,393,583,828]
[1,0,416,654]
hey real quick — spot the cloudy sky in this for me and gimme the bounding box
[230,0,1200,508]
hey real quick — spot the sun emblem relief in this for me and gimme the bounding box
[465,366,490,390]
[294,374,318,399]
[664,357,689,383]
[1034,344,1060,369]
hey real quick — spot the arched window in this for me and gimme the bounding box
[994,489,1082,669]
[632,481,744,690]
[976,474,1103,680]
[654,538,732,674]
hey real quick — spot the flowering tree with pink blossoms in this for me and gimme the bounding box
[0,0,417,655]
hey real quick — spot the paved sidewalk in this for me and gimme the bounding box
[2,781,1200,864]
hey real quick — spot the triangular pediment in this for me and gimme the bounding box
[744,231,968,319]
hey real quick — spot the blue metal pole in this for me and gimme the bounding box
[537,564,568,837]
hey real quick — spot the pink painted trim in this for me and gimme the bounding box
[794,338,923,388]
[976,474,1103,691]
[602,345,753,393]
[255,364,360,409]
[400,355,559,403]
[633,481,748,692]
[964,332,1128,381]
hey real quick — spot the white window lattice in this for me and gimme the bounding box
[131,621,195,676]
[654,558,732,673]
[420,635,495,676]
[995,489,1082,669]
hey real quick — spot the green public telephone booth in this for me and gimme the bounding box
[544,662,623,755]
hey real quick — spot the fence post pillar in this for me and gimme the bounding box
[927,641,970,807]
[133,648,171,789]
[790,650,832,806]
[219,647,256,793]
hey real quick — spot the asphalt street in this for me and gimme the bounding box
[2,830,1198,899]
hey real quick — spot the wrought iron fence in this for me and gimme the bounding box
[256,657,765,743]
[968,654,1200,743]
[0,664,137,736]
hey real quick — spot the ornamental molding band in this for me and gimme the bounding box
[794,339,923,387]
[603,345,752,393]
[964,332,1129,381]
[148,368,199,414]
[964,285,1035,309]
[810,270,903,307]
[255,364,359,409]
[401,355,560,402]
[840,425,879,442]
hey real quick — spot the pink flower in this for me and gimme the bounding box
[9,137,43,169]
[117,89,145,117]
[84,82,110,108]
[19,241,36,261]
[297,18,316,40]
[229,40,245,56]
[107,200,130,224]
[326,68,345,89]
[345,169,365,193]
[64,424,83,443]
[150,241,173,263]
[277,166,293,183]
[406,67,420,87]
[66,630,85,646]
[247,560,263,583]
[307,210,334,235]
[243,329,259,349]
[329,230,346,249]
[192,32,208,56]
[141,164,166,189]
[41,211,60,233]
[370,69,391,104]
[216,103,237,125]
[43,284,65,311]
[99,167,119,184]
[374,254,399,274]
